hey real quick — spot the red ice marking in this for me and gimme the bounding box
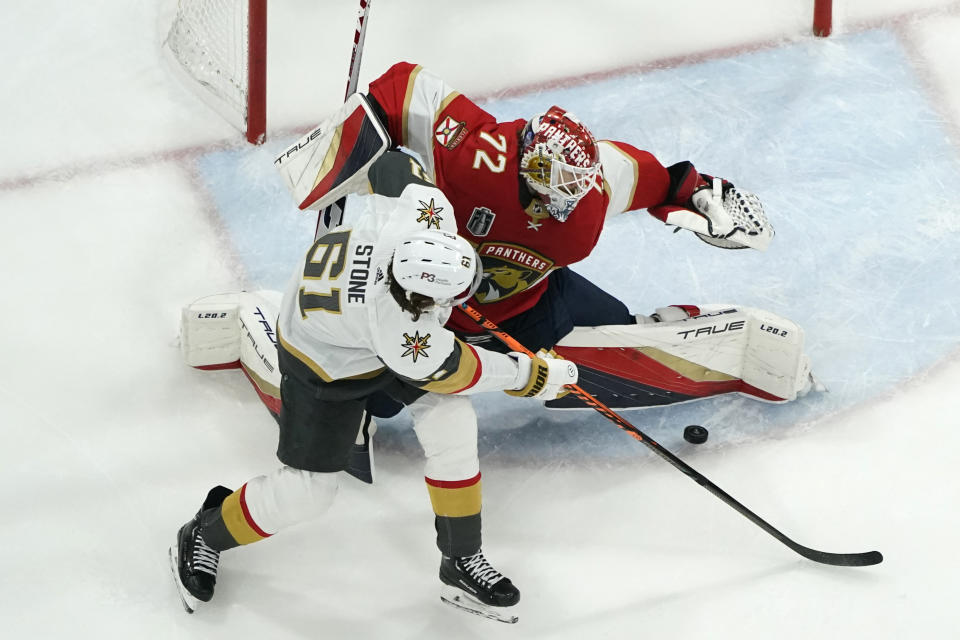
[2,3,956,194]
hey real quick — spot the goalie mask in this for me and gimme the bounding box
[520,106,602,222]
[392,229,483,306]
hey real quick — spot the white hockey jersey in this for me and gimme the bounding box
[276,153,522,395]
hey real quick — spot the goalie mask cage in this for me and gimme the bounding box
[164,0,267,144]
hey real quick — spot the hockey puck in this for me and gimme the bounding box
[683,425,709,444]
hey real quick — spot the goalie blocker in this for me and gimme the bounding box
[274,92,390,238]
[181,294,819,418]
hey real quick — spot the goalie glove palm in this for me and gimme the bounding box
[691,177,736,238]
[506,350,578,400]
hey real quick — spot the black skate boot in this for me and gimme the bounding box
[169,486,233,613]
[439,551,520,624]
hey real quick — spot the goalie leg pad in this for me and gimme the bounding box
[180,291,283,415]
[180,293,242,369]
[237,291,282,415]
[548,305,815,410]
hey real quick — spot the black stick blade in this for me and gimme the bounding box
[792,544,883,567]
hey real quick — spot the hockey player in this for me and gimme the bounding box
[344,62,812,411]
[270,63,815,417]
[170,150,578,624]
[362,62,767,340]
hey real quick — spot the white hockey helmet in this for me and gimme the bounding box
[520,105,602,222]
[392,229,483,306]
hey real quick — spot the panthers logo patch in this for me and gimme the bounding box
[474,242,554,303]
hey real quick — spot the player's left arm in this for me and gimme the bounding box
[600,141,773,251]
[403,337,524,395]
[372,313,522,395]
[598,140,672,217]
[366,62,465,180]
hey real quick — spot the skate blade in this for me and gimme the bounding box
[440,584,518,624]
[168,545,198,614]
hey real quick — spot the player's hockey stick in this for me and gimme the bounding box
[460,303,883,567]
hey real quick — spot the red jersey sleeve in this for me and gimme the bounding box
[366,62,417,146]
[367,62,483,183]
[597,140,671,217]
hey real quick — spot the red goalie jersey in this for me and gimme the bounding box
[367,62,676,335]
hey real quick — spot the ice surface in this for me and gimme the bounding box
[2,1,960,639]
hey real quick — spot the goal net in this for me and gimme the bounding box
[163,0,267,144]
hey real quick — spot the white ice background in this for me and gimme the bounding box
[2,1,960,638]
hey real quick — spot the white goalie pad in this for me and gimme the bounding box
[274,93,390,212]
[180,291,282,414]
[180,293,242,368]
[550,305,816,409]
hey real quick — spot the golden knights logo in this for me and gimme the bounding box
[416,198,444,229]
[401,331,431,362]
[474,242,554,303]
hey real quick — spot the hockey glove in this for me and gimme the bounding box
[647,161,772,251]
[691,176,737,238]
[506,349,578,400]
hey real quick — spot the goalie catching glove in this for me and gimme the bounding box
[506,350,578,400]
[647,161,773,251]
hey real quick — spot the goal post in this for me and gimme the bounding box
[813,0,832,37]
[246,0,267,144]
[163,0,267,144]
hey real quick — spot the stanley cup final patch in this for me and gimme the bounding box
[466,207,496,237]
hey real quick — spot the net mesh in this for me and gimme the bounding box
[164,0,249,131]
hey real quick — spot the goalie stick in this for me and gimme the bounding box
[460,303,883,568]
[314,0,373,239]
[344,0,372,99]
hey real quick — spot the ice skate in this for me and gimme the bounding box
[439,551,520,624]
[169,486,232,613]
